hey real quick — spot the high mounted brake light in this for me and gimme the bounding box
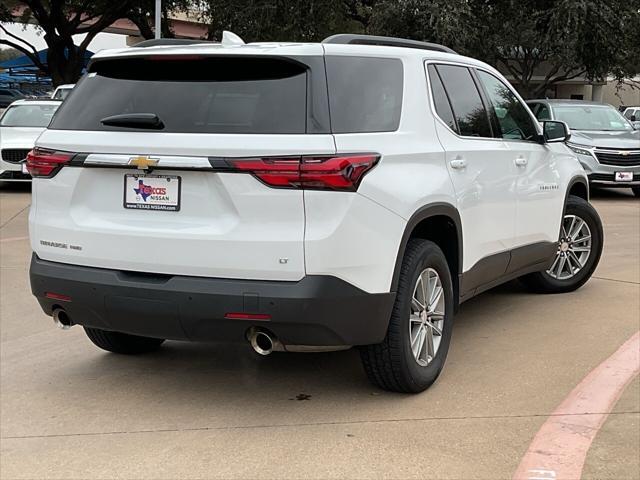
[228,154,380,191]
[26,148,74,178]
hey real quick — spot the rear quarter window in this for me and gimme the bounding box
[325,56,403,133]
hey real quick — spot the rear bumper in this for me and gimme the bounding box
[29,254,395,347]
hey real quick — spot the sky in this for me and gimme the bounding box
[1,22,127,53]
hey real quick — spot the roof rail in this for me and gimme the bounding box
[322,34,457,54]
[133,38,214,48]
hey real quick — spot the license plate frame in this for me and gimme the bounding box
[614,171,633,182]
[123,174,181,212]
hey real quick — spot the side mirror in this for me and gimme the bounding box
[542,120,571,143]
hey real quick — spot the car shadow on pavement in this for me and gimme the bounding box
[590,186,635,201]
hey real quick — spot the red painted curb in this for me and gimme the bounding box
[513,331,640,480]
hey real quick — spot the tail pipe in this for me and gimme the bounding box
[52,308,72,330]
[247,328,283,355]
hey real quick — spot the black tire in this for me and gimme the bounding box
[84,327,165,354]
[632,187,640,198]
[521,195,603,294]
[359,239,454,393]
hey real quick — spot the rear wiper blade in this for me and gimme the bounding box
[100,113,164,130]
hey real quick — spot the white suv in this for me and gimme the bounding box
[28,34,603,393]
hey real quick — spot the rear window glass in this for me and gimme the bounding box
[326,56,403,133]
[0,104,60,127]
[49,57,308,134]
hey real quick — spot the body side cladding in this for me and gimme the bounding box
[459,241,557,302]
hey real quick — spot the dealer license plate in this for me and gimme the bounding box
[615,172,633,182]
[124,174,181,211]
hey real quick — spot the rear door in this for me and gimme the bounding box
[427,63,518,292]
[31,53,334,281]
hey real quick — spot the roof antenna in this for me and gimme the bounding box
[221,31,245,46]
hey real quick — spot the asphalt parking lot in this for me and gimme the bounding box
[1,184,638,479]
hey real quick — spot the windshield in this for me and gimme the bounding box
[553,105,633,131]
[0,104,60,127]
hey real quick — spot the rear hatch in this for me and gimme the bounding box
[30,50,334,281]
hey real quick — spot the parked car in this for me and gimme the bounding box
[50,84,75,101]
[0,88,26,108]
[28,34,603,393]
[0,99,62,181]
[622,106,640,129]
[528,99,640,197]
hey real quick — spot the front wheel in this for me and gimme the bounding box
[360,239,454,393]
[521,195,603,293]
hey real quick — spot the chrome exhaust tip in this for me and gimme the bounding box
[250,330,274,355]
[52,308,72,330]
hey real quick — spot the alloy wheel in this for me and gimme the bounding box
[409,268,445,366]
[547,214,592,280]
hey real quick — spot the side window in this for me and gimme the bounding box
[476,70,538,140]
[435,65,492,138]
[325,56,403,133]
[427,64,457,132]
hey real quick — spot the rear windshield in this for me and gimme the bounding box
[49,56,308,134]
[0,104,59,127]
[325,56,403,133]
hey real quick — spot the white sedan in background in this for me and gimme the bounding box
[0,99,61,182]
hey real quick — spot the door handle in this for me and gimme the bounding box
[515,156,528,167]
[449,158,467,170]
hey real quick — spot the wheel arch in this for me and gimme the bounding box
[391,203,462,308]
[566,176,589,203]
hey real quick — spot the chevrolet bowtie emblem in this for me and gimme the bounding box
[129,155,159,170]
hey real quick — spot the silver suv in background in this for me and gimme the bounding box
[527,99,640,197]
[623,106,640,129]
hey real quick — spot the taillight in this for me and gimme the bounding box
[228,154,379,191]
[26,148,73,178]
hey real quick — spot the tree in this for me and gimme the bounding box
[0,1,138,85]
[0,1,191,86]
[199,0,361,42]
[127,0,193,40]
[368,0,640,99]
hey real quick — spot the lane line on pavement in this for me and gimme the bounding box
[513,330,640,480]
[2,411,639,441]
[0,204,30,229]
[593,276,640,285]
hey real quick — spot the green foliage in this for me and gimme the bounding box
[199,0,359,42]
[368,0,640,98]
[0,0,188,85]
[1,0,638,94]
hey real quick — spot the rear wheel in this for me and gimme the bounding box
[632,187,640,198]
[521,195,603,293]
[360,239,454,393]
[84,327,165,354]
